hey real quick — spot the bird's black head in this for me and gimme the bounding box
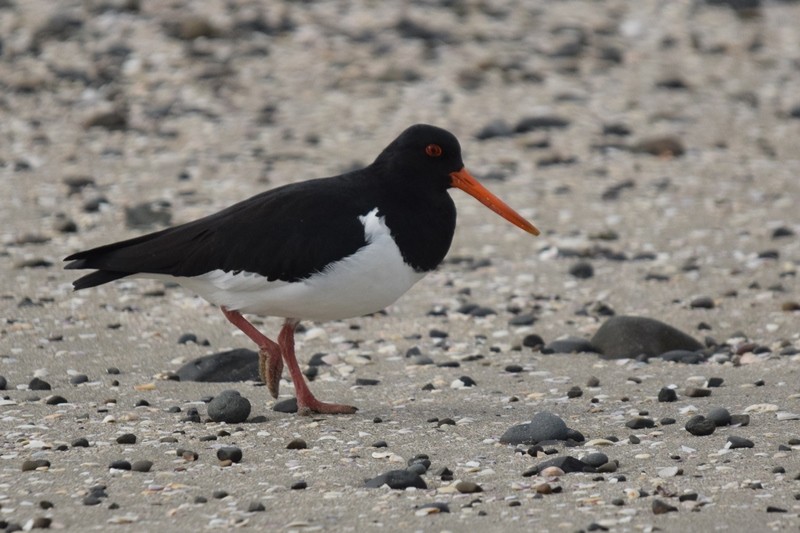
[372,124,465,191]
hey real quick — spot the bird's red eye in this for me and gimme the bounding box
[425,144,443,157]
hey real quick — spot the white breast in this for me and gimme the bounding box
[169,208,426,321]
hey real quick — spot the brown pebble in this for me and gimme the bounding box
[652,498,678,514]
[535,483,553,494]
[455,481,483,494]
[22,459,50,472]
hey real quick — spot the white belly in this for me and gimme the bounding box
[169,209,426,321]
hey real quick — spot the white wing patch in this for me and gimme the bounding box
[170,208,426,321]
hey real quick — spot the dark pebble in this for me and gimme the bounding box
[291,481,308,490]
[286,438,308,450]
[456,376,476,387]
[22,459,50,471]
[455,481,483,493]
[217,446,243,463]
[690,296,715,309]
[771,226,794,239]
[365,469,427,489]
[727,436,755,449]
[499,411,569,445]
[582,452,609,468]
[685,415,716,436]
[652,499,678,514]
[355,378,380,386]
[591,316,703,359]
[408,455,431,471]
[661,350,705,364]
[273,397,298,413]
[660,417,677,425]
[569,261,594,279]
[658,387,678,402]
[247,501,266,512]
[632,136,685,157]
[566,386,583,398]
[176,349,259,382]
[207,390,251,423]
[505,364,524,373]
[69,374,89,385]
[109,460,131,470]
[45,395,68,405]
[372,440,388,448]
[28,377,52,391]
[707,407,732,426]
[71,437,90,448]
[707,377,724,387]
[116,433,137,444]
[730,414,750,426]
[212,490,229,499]
[626,417,655,429]
[437,418,456,427]
[0,375,6,390]
[522,334,545,348]
[523,456,594,476]
[766,506,787,513]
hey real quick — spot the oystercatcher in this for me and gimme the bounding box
[65,124,539,415]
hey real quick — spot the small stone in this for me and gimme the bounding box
[45,395,68,405]
[109,460,131,470]
[707,407,732,426]
[287,438,308,450]
[212,490,229,499]
[131,460,153,472]
[455,481,483,493]
[70,374,89,385]
[569,261,594,279]
[652,499,678,514]
[217,446,243,463]
[247,501,266,512]
[591,316,703,359]
[116,433,137,444]
[685,387,711,398]
[658,387,678,402]
[582,453,609,468]
[566,386,583,398]
[690,296,715,309]
[707,377,724,387]
[291,481,308,490]
[71,438,90,448]
[29,378,52,391]
[505,364,524,373]
[272,397,298,413]
[207,390,251,423]
[522,334,545,348]
[365,469,427,489]
[727,436,755,449]
[586,376,600,387]
[626,417,656,429]
[685,415,716,436]
[499,411,569,445]
[22,459,50,471]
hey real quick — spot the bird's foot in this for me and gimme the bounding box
[296,397,358,416]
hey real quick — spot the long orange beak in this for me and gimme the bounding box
[450,168,540,236]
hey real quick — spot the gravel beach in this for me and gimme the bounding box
[1,1,799,531]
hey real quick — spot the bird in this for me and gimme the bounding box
[65,124,539,415]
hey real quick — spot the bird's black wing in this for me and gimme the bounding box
[65,176,371,289]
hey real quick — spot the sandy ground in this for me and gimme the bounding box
[1,0,799,531]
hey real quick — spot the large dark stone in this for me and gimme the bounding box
[591,316,703,359]
[176,349,259,382]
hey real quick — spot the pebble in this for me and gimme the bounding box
[499,411,569,445]
[116,433,137,444]
[658,387,678,402]
[22,459,50,472]
[685,387,712,398]
[455,481,483,493]
[652,498,678,514]
[591,316,703,359]
[247,501,266,512]
[109,460,132,470]
[569,261,594,279]
[291,481,308,490]
[727,436,755,449]
[685,415,716,436]
[177,349,259,382]
[273,398,298,413]
[626,417,655,429]
[690,296,715,309]
[364,469,427,489]
[415,502,450,514]
[286,438,308,450]
[706,407,732,426]
[131,460,153,472]
[207,390,251,423]
[582,452,609,468]
[217,446,243,463]
[28,377,52,391]
[523,456,594,476]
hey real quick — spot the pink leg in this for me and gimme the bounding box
[278,319,357,416]
[221,307,283,398]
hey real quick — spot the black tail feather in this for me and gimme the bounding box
[72,270,130,290]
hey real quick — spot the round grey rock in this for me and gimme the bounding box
[207,390,251,423]
[591,315,704,359]
[499,411,569,445]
